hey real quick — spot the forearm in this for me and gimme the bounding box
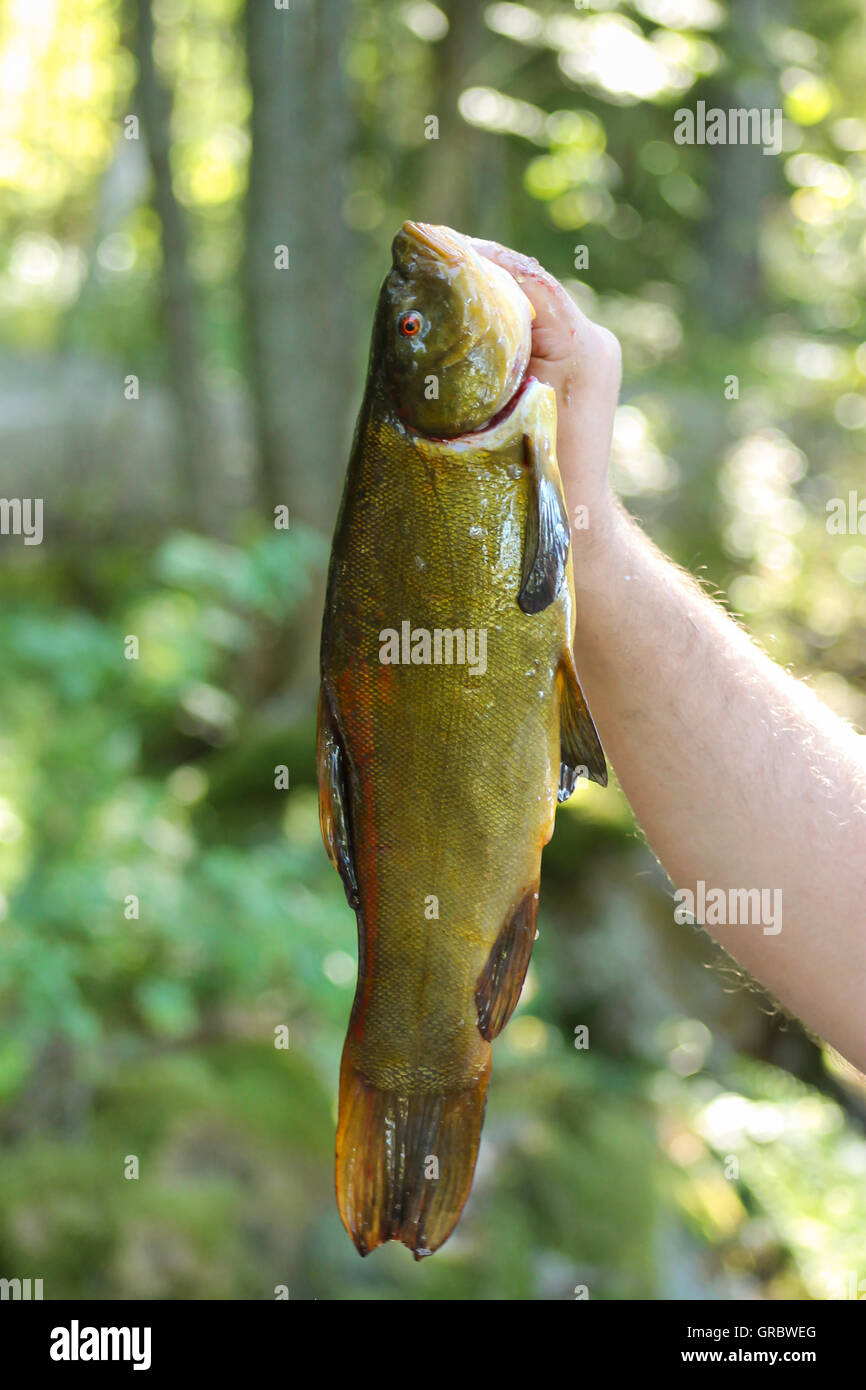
[571,499,866,1070]
[471,235,866,1067]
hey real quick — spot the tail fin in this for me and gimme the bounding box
[335,1050,491,1260]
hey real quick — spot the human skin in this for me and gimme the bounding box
[472,237,866,1073]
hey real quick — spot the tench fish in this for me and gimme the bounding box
[318,221,606,1260]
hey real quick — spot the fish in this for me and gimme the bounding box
[317,221,606,1260]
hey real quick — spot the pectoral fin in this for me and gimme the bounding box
[316,687,359,908]
[518,417,571,616]
[559,658,607,795]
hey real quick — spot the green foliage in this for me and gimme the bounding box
[0,0,864,1301]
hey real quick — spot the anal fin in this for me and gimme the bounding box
[475,886,539,1041]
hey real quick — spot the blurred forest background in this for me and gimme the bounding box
[1,0,865,1301]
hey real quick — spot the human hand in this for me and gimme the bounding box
[469,238,622,547]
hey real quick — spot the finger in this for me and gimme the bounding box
[468,237,601,363]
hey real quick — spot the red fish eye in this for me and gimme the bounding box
[399,311,423,338]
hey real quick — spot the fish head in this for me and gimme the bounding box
[373,221,534,437]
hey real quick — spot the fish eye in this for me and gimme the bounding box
[398,310,424,339]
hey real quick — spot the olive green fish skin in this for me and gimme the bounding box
[319,223,604,1257]
[322,371,569,1095]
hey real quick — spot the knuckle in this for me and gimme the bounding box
[592,324,622,368]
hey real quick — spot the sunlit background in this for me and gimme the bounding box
[1,0,865,1300]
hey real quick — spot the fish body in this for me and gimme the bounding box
[318,223,605,1259]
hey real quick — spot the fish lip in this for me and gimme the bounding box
[400,221,466,266]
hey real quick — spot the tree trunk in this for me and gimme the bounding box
[696,0,783,331]
[134,0,211,526]
[415,0,505,238]
[243,0,355,529]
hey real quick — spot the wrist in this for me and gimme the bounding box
[568,484,619,559]
[570,493,636,594]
